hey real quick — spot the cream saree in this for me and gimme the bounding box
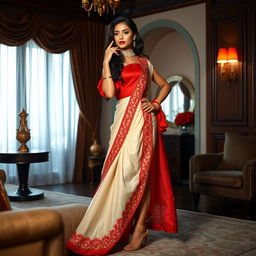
[66,57,177,255]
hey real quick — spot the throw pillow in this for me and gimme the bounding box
[0,169,6,184]
[0,181,12,211]
[217,132,256,170]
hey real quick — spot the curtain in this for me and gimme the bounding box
[70,22,104,182]
[0,41,79,185]
[0,3,105,182]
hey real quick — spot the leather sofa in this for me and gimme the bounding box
[0,169,88,256]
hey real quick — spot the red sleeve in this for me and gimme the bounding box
[97,79,108,98]
[97,79,121,98]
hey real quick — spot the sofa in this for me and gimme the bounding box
[0,169,88,256]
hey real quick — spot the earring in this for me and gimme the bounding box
[133,39,136,48]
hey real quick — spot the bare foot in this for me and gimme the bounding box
[123,225,148,251]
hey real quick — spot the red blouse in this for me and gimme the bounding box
[97,63,142,100]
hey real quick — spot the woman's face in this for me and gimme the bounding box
[113,22,134,50]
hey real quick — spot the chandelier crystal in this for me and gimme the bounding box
[81,0,121,16]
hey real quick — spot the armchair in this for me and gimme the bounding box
[0,169,88,256]
[0,208,64,256]
[0,204,87,256]
[189,132,256,206]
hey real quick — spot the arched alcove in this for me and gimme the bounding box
[139,20,200,153]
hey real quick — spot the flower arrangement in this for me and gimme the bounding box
[174,111,194,126]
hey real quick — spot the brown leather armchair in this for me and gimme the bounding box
[0,169,88,256]
[189,132,256,206]
[0,208,64,256]
[0,204,88,256]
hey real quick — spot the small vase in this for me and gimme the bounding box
[180,125,192,135]
[90,138,102,156]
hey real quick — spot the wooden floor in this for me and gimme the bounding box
[37,182,256,221]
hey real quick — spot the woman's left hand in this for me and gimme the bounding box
[141,98,159,113]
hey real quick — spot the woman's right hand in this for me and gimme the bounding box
[103,41,120,64]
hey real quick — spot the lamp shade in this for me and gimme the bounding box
[217,48,228,63]
[228,47,238,62]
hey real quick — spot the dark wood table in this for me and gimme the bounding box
[0,151,49,201]
[88,155,105,184]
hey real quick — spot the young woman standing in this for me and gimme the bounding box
[66,16,178,255]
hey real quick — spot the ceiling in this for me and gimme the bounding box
[1,0,203,23]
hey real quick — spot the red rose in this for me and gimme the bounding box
[174,111,194,126]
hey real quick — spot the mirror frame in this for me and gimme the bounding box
[156,75,195,128]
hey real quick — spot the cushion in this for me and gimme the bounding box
[0,181,12,211]
[194,170,243,188]
[217,132,256,170]
[52,204,87,244]
[0,169,6,184]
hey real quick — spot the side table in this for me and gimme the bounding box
[88,155,105,184]
[162,134,195,184]
[0,151,49,201]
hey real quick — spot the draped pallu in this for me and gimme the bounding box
[66,57,178,255]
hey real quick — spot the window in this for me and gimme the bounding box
[0,40,79,185]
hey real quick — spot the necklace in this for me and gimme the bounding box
[121,49,136,57]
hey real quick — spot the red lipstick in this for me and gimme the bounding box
[119,41,125,44]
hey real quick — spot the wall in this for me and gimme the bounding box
[150,31,195,86]
[144,30,195,135]
[100,3,206,153]
[135,3,206,153]
[206,0,256,152]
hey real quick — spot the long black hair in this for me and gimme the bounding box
[106,16,148,82]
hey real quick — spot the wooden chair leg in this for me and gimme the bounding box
[192,193,200,208]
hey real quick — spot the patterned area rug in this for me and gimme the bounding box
[6,184,92,208]
[6,184,256,256]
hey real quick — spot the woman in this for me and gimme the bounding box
[66,16,178,255]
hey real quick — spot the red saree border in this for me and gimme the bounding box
[66,57,154,255]
[100,57,149,180]
[66,113,153,255]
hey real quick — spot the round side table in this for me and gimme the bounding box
[0,151,49,201]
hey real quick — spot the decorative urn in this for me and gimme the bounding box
[16,108,31,152]
[90,134,102,156]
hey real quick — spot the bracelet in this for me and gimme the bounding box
[102,76,112,80]
[151,99,161,108]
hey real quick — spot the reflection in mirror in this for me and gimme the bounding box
[157,75,195,128]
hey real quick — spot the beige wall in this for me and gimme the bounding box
[100,3,206,153]
[150,31,195,85]
[145,30,195,137]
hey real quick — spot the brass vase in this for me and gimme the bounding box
[90,135,102,156]
[16,109,31,152]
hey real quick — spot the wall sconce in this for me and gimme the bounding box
[217,47,239,83]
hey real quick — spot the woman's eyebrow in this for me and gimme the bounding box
[114,29,129,33]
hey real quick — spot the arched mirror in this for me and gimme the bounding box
[156,75,195,128]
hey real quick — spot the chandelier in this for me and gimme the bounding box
[81,0,121,16]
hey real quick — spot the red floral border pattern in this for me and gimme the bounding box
[66,58,153,255]
[100,57,149,180]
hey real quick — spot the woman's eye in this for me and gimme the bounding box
[124,31,129,34]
